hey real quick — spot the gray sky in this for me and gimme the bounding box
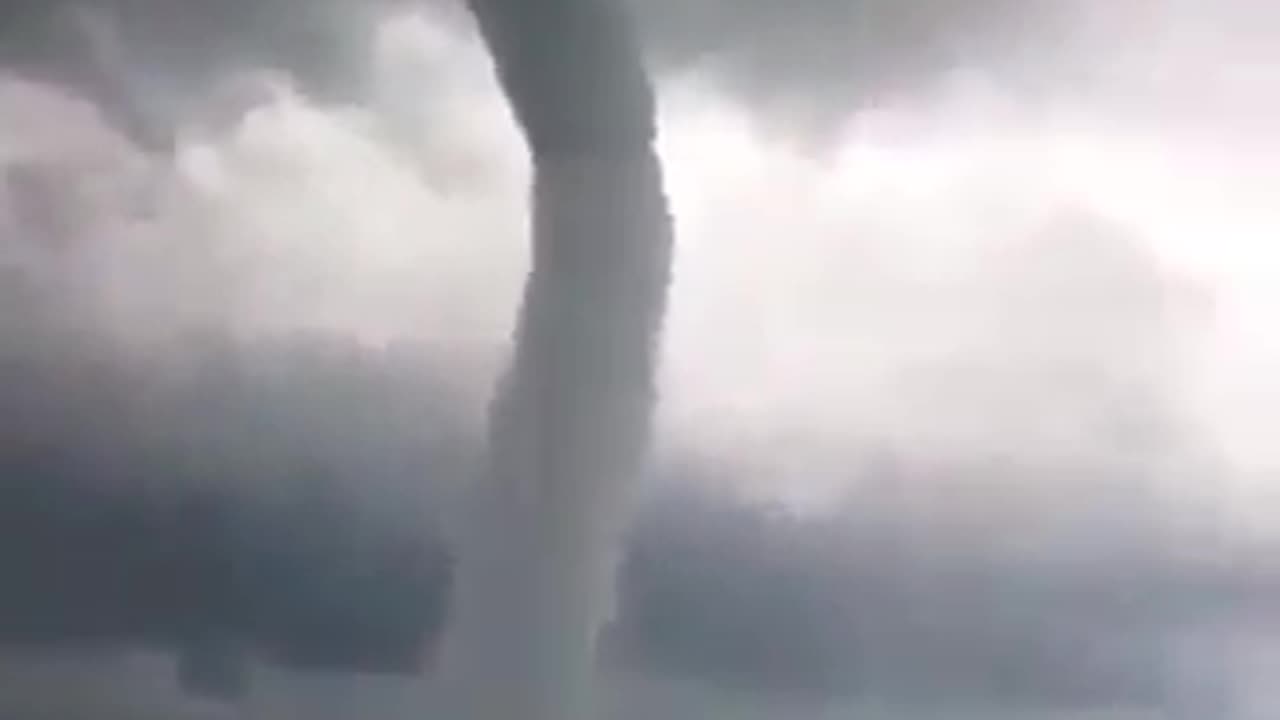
[1,0,1276,580]
[5,0,1279,487]
[2,0,1280,716]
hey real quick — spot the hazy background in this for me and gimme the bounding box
[1,0,1279,717]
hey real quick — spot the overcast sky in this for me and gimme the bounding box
[2,0,1280,716]
[7,0,1277,500]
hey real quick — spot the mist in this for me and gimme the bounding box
[2,0,1280,718]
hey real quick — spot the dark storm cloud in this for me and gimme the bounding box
[0,326,1270,713]
[622,0,1080,137]
[0,104,1260,715]
[1,0,1272,154]
[613,458,1265,712]
[0,1,1273,716]
[0,0,1080,149]
[0,0,415,150]
[0,328,463,682]
[632,0,1069,116]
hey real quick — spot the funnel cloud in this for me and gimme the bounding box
[432,2,672,720]
[1,0,1278,718]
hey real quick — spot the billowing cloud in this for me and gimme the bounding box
[0,1,1277,717]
